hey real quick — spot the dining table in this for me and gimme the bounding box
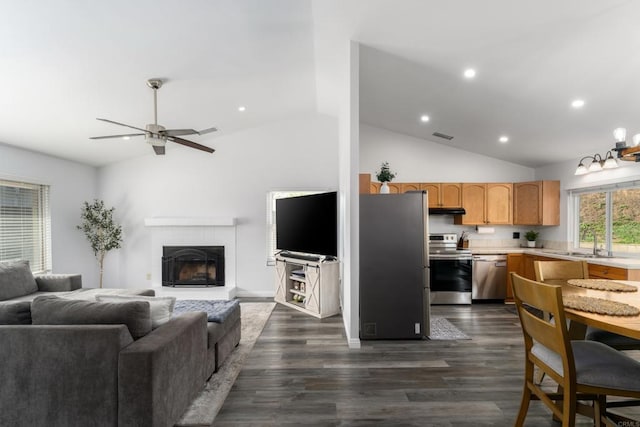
[545,279,640,340]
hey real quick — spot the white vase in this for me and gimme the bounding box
[527,240,536,248]
[380,182,390,194]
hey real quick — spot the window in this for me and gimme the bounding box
[266,190,324,266]
[572,182,640,256]
[0,179,51,273]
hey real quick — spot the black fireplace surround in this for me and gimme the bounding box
[162,246,224,287]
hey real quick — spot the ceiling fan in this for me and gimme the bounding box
[90,79,216,155]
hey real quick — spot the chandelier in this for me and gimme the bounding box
[575,128,640,175]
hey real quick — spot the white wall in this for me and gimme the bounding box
[360,124,538,244]
[97,114,339,295]
[536,157,640,244]
[0,143,99,283]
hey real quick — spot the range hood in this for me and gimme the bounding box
[428,207,466,215]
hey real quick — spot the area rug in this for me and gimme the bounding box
[175,302,275,427]
[429,316,470,340]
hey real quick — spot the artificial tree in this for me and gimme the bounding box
[77,199,123,288]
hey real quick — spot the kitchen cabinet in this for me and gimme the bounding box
[370,182,401,194]
[513,181,560,225]
[387,183,401,193]
[454,183,512,225]
[359,174,371,194]
[505,253,524,302]
[421,183,462,208]
[587,263,640,280]
[401,183,421,193]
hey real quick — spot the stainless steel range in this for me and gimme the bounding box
[429,233,473,304]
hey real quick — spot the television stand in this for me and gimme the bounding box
[274,255,340,318]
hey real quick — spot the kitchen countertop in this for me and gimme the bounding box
[469,247,640,269]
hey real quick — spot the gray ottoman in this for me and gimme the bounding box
[174,299,241,379]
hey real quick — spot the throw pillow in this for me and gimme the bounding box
[0,260,38,301]
[31,295,152,339]
[0,301,32,324]
[95,295,176,329]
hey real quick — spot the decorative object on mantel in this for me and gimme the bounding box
[77,200,123,288]
[376,161,396,194]
[524,230,539,248]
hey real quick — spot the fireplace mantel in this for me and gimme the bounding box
[145,217,237,299]
[144,217,236,227]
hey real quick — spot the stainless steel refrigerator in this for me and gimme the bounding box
[359,191,430,339]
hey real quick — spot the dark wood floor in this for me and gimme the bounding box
[214,303,637,426]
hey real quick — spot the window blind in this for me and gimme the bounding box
[0,179,51,273]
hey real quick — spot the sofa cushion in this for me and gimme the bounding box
[0,260,38,301]
[96,295,176,329]
[0,301,32,324]
[31,295,152,339]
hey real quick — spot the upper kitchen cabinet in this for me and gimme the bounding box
[420,183,462,208]
[513,181,560,226]
[359,174,372,194]
[401,183,421,193]
[454,183,512,225]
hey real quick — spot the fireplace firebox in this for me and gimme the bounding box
[162,246,224,287]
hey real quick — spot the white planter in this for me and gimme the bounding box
[380,182,390,194]
[527,240,536,248]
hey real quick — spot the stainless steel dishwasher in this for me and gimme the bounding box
[472,254,507,300]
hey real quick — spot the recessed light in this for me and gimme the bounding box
[420,115,430,123]
[238,106,246,112]
[499,136,509,143]
[123,136,130,140]
[463,68,476,79]
[571,99,585,108]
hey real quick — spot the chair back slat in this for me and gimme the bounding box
[510,273,574,364]
[534,260,589,282]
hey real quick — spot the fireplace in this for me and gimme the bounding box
[162,246,224,287]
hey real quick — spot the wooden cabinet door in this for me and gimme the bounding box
[421,183,440,207]
[459,183,486,224]
[441,183,462,207]
[588,263,627,280]
[506,253,524,302]
[522,254,536,280]
[370,182,381,194]
[387,183,401,193]
[359,174,372,194]
[274,259,287,303]
[401,183,421,193]
[513,181,542,225]
[305,264,321,313]
[486,183,512,224]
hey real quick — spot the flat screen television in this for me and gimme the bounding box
[276,191,338,257]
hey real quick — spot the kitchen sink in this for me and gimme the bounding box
[565,253,615,259]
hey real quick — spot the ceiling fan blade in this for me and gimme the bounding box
[89,133,145,140]
[169,136,215,153]
[163,128,198,136]
[152,145,165,155]
[96,118,148,133]
[197,127,218,135]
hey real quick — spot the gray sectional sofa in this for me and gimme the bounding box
[0,261,241,427]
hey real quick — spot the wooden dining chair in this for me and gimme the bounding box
[534,260,640,351]
[511,272,640,427]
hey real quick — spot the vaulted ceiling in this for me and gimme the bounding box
[2,0,639,168]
